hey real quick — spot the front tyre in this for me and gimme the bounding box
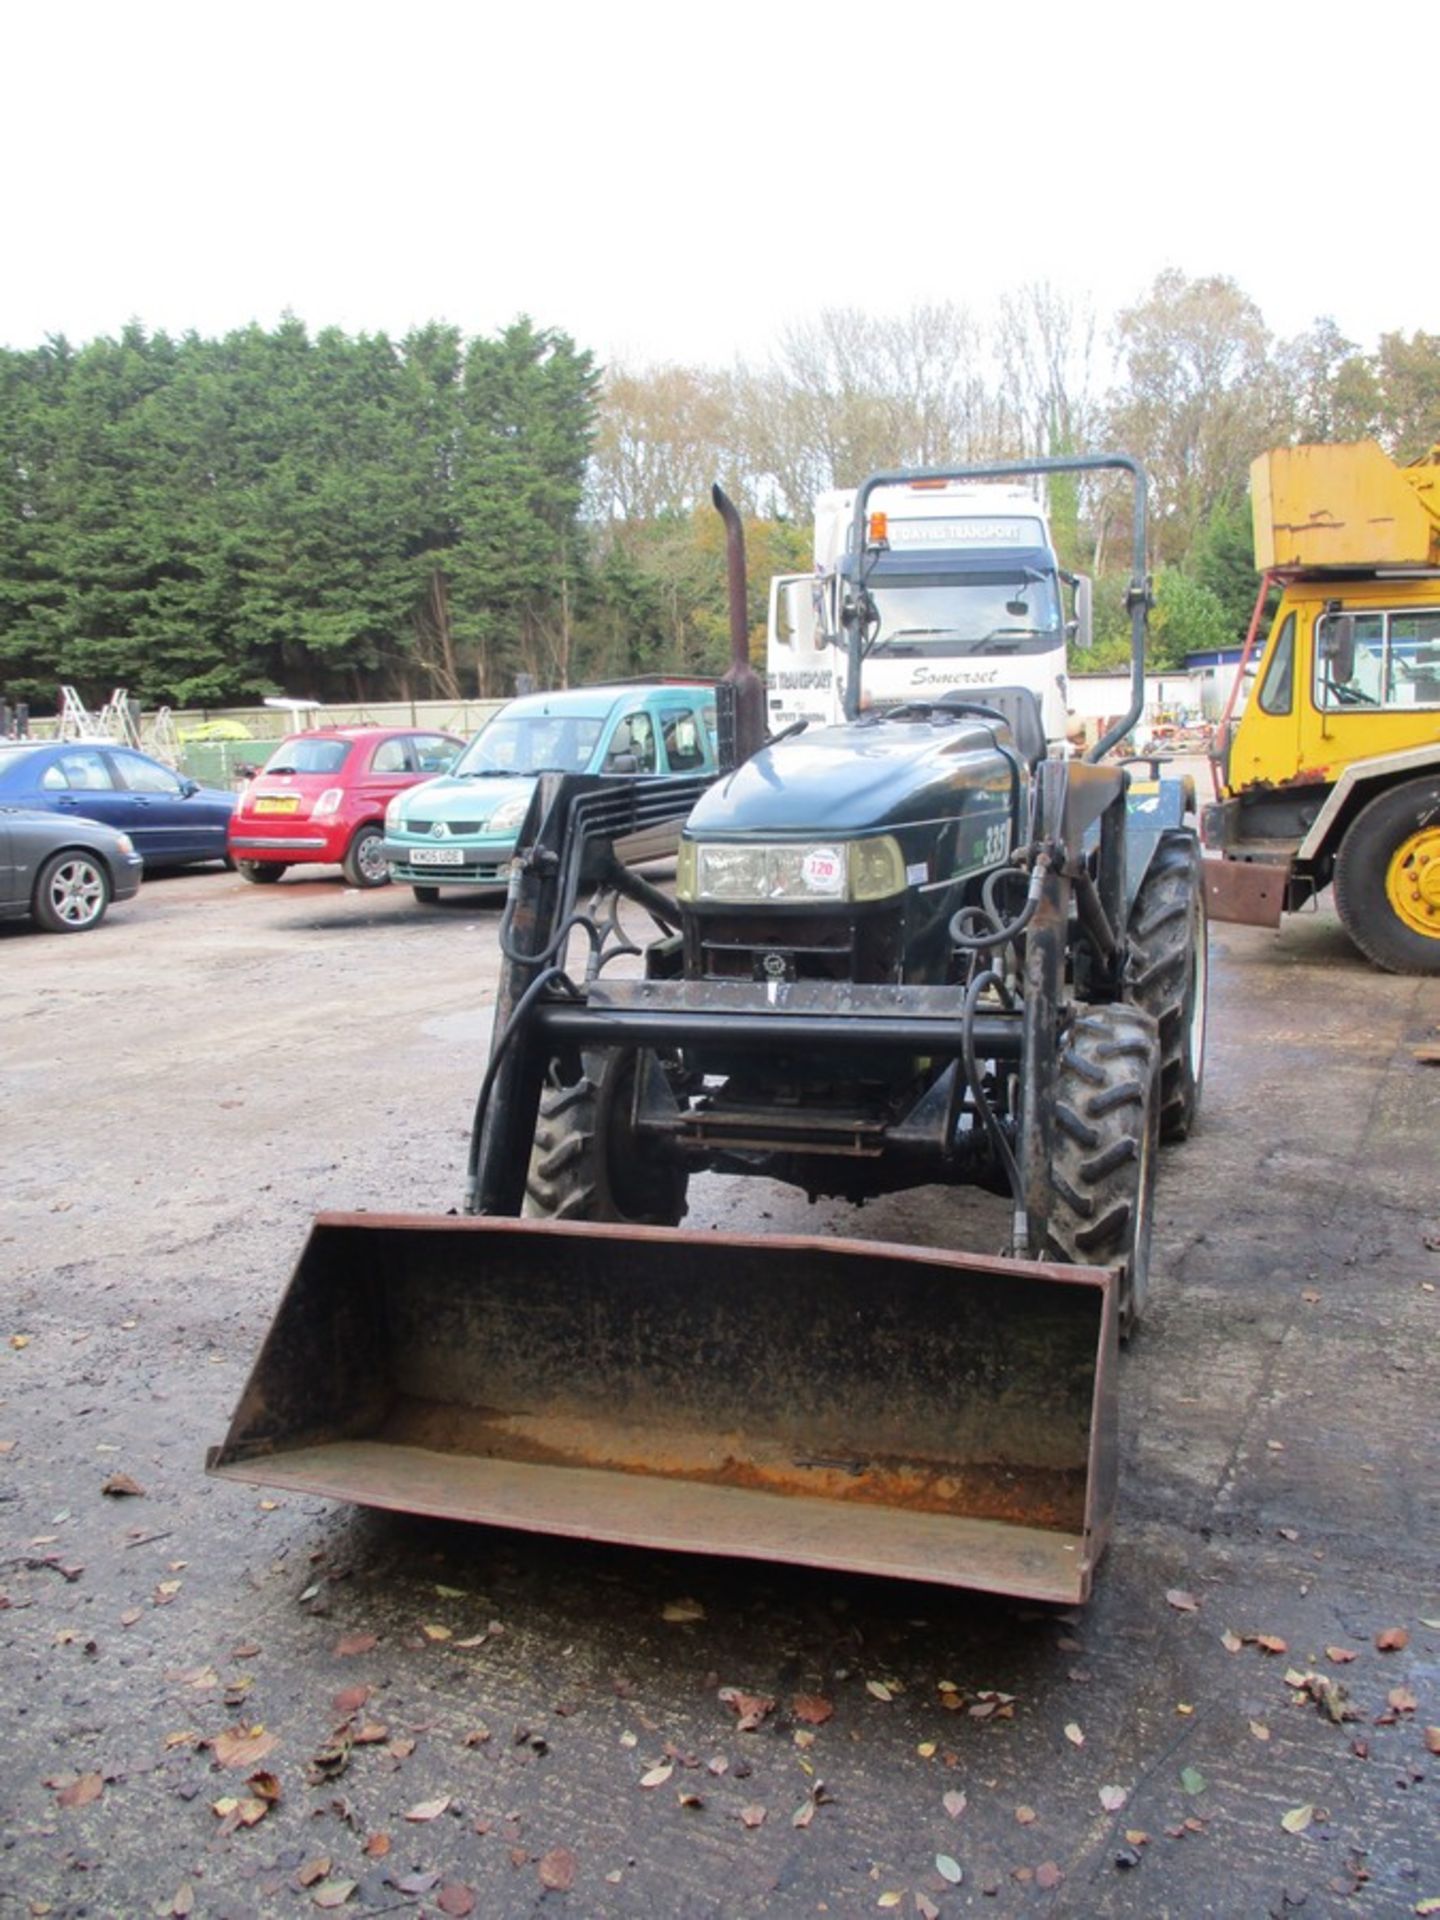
[33,851,111,933]
[1040,1004,1159,1341]
[1332,777,1440,974]
[1124,830,1207,1140]
[342,824,390,889]
[524,1049,689,1226]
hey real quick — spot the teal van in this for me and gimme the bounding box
[383,682,719,901]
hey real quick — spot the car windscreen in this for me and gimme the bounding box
[261,739,352,775]
[453,715,606,775]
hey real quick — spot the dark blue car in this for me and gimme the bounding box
[0,742,235,868]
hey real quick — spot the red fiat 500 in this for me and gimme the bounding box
[228,727,462,888]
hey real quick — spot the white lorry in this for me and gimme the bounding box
[766,472,1090,747]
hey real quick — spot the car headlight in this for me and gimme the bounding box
[313,788,344,818]
[385,797,405,828]
[676,835,906,904]
[488,793,533,835]
[115,833,136,856]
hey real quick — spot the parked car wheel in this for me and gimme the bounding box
[33,851,111,933]
[412,886,441,905]
[342,825,390,889]
[237,861,286,884]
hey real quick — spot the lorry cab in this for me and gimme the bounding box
[767,476,1089,749]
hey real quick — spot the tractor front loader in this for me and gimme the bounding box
[211,459,1207,1605]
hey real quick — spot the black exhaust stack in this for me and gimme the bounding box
[712,483,766,768]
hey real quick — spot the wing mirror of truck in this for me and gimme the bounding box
[1319,613,1356,683]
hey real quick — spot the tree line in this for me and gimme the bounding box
[1,273,1436,711]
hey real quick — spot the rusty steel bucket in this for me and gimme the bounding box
[208,1214,1118,1604]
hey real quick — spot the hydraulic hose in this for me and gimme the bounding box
[959,967,1028,1254]
[463,964,580,1213]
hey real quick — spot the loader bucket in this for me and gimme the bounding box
[208,1215,1117,1604]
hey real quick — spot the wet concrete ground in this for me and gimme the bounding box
[1,864,1437,1919]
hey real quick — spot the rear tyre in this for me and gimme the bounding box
[1124,830,1208,1140]
[342,825,389,889]
[33,851,111,933]
[1332,777,1440,974]
[237,860,285,884]
[412,886,441,905]
[524,1049,689,1226]
[1040,1004,1159,1341]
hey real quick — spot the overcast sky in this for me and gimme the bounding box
[4,0,1433,374]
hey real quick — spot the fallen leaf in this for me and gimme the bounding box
[1326,1646,1358,1664]
[311,1881,356,1910]
[1250,1634,1288,1655]
[10,1334,30,1349]
[1166,1588,1199,1612]
[1035,1863,1064,1891]
[55,1772,103,1809]
[1389,1687,1418,1714]
[168,1886,194,1918]
[333,1632,378,1657]
[942,1790,967,1819]
[935,1853,962,1885]
[1064,1721,1085,1747]
[119,1608,141,1627]
[297,1857,332,1887]
[537,1847,577,1891]
[865,1680,895,1702]
[1281,1804,1314,1834]
[740,1804,766,1828]
[363,1834,390,1858]
[1376,1627,1409,1652]
[387,1736,416,1759]
[1221,1629,1243,1653]
[1016,1804,1036,1824]
[421,1622,452,1642]
[1425,1728,1440,1756]
[392,1873,440,1897]
[1414,1900,1440,1917]
[403,1794,451,1822]
[877,1893,902,1908]
[437,1883,476,1916]
[462,1725,491,1747]
[915,1741,935,1759]
[677,1790,703,1809]
[719,1687,775,1732]
[1250,1720,1271,1741]
[210,1726,277,1770]
[639,1763,674,1790]
[332,1686,370,1716]
[1179,1766,1207,1796]
[1100,1784,1129,1812]
[915,1895,940,1920]
[793,1694,834,1725]
[792,1798,816,1829]
[101,1474,144,1498]
[662,1597,705,1622]
[247,1770,281,1804]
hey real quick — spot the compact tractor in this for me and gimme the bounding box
[212,457,1207,1605]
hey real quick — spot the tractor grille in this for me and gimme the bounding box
[687,906,904,985]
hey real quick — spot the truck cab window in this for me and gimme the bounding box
[1257,613,1295,715]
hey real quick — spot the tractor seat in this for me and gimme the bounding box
[936,685,1047,767]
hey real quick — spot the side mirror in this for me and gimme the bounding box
[1072,576,1093,651]
[1319,615,1355,683]
[180,778,200,797]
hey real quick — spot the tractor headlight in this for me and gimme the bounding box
[676,835,906,904]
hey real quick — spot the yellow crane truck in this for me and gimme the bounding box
[1204,440,1440,973]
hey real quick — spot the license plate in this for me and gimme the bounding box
[255,795,299,815]
[410,846,466,866]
